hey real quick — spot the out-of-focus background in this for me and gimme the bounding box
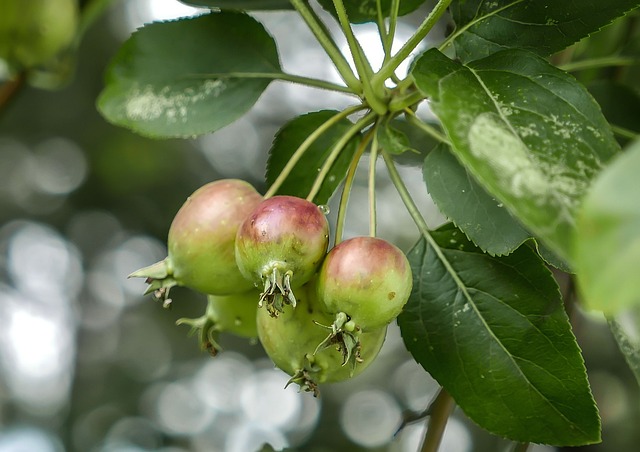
[0,1,638,451]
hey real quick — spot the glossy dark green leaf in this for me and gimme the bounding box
[398,226,600,445]
[179,0,292,10]
[424,143,530,256]
[318,0,425,24]
[574,140,640,314]
[98,12,281,138]
[265,110,360,205]
[412,48,620,263]
[450,0,640,62]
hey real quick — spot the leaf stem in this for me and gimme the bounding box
[265,104,366,198]
[420,389,455,452]
[290,0,362,93]
[78,0,119,40]
[559,56,640,73]
[369,128,379,237]
[404,109,450,144]
[610,124,640,140]
[332,0,388,114]
[307,111,377,202]
[372,0,453,88]
[335,127,376,245]
[189,71,356,94]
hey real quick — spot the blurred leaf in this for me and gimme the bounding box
[266,110,360,205]
[180,0,292,9]
[424,143,530,256]
[98,12,281,138]
[412,48,620,263]
[377,122,415,155]
[574,140,640,313]
[609,308,640,387]
[450,0,640,62]
[398,225,601,446]
[318,0,426,24]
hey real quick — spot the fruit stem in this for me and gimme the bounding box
[511,442,531,452]
[372,0,453,89]
[334,125,377,245]
[368,129,379,238]
[265,104,366,199]
[404,109,450,144]
[290,0,362,93]
[306,111,377,202]
[420,389,455,452]
[332,0,388,115]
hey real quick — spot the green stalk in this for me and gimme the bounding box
[368,130,379,237]
[611,124,640,140]
[265,104,366,198]
[290,0,362,93]
[332,0,388,114]
[420,389,455,452]
[559,56,639,72]
[307,111,377,202]
[404,109,450,144]
[382,149,470,294]
[334,128,375,244]
[189,72,356,94]
[372,0,453,88]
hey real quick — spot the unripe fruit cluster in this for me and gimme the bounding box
[130,179,413,394]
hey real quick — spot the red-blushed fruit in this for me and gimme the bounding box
[129,179,263,303]
[317,236,412,329]
[177,289,259,356]
[257,283,386,395]
[315,236,412,361]
[235,195,329,317]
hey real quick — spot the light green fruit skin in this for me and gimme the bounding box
[168,179,263,295]
[257,284,387,384]
[0,0,78,69]
[316,236,413,331]
[206,290,259,338]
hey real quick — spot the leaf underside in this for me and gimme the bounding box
[398,226,601,445]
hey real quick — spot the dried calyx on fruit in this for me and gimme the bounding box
[176,289,259,356]
[257,282,386,396]
[129,179,263,304]
[235,195,329,317]
[315,236,412,363]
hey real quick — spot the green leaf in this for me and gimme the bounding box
[424,143,530,256]
[318,0,425,24]
[386,118,438,167]
[97,12,281,138]
[265,110,360,205]
[398,226,601,445]
[179,0,292,9]
[608,309,640,387]
[377,122,415,155]
[450,0,640,63]
[574,140,640,314]
[411,48,620,263]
